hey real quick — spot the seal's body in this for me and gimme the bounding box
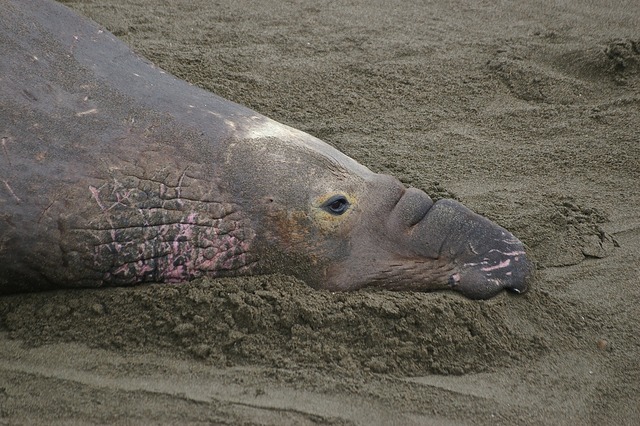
[0,0,532,299]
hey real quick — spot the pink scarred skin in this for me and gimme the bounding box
[0,0,533,299]
[88,184,252,284]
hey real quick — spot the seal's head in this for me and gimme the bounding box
[225,116,532,299]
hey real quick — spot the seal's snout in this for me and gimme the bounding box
[387,193,533,299]
[426,199,533,299]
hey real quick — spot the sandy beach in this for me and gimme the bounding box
[1,0,638,424]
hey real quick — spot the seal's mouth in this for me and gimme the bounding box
[389,191,533,299]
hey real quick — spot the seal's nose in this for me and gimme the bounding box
[389,194,533,299]
[423,199,533,299]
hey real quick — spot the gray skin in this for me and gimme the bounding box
[0,0,533,299]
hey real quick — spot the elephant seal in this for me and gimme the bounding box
[0,0,532,299]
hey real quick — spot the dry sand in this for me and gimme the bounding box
[1,0,639,424]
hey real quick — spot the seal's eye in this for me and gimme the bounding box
[322,195,350,215]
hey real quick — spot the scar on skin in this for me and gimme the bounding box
[88,185,106,211]
[70,35,79,55]
[76,108,98,117]
[2,180,21,203]
[88,185,118,232]
[176,167,190,199]
[481,259,511,272]
[38,199,57,223]
[1,137,10,167]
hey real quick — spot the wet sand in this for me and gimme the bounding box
[1,0,639,424]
